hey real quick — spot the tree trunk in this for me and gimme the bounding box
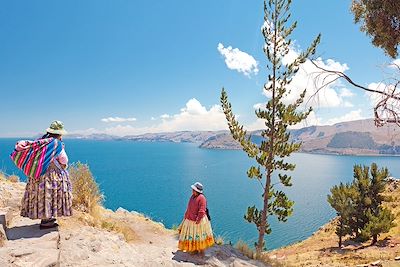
[372,234,378,245]
[256,170,272,258]
[338,221,343,247]
[255,0,278,258]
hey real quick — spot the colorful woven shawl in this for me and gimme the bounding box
[10,138,63,179]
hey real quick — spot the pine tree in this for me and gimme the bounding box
[359,163,395,244]
[328,163,396,245]
[220,0,320,257]
[352,165,372,240]
[327,183,356,247]
[363,208,395,244]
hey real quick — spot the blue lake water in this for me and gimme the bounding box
[1,138,399,250]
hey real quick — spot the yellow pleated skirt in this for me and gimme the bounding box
[178,217,215,252]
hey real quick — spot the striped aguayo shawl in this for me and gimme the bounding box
[10,138,63,180]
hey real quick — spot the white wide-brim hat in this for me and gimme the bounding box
[191,182,203,193]
[46,120,67,135]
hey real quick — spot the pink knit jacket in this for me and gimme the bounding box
[184,194,207,223]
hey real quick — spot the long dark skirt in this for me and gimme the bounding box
[20,161,73,219]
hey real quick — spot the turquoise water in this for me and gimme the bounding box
[1,138,399,250]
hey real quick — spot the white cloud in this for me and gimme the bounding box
[68,128,100,136]
[339,88,355,98]
[101,117,137,123]
[247,110,322,130]
[324,109,365,125]
[366,82,388,107]
[160,114,170,119]
[180,98,208,115]
[246,119,266,131]
[253,103,264,110]
[284,54,350,108]
[366,82,399,121]
[391,58,400,68]
[103,125,138,136]
[157,98,227,132]
[88,98,228,136]
[291,111,322,129]
[262,52,352,109]
[150,117,156,121]
[343,101,354,108]
[217,43,259,77]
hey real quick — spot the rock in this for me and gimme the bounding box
[64,233,72,240]
[116,207,129,214]
[0,209,11,229]
[0,224,7,246]
[91,241,102,252]
[10,248,35,257]
[130,211,140,216]
[370,260,382,266]
[11,248,60,267]
[395,256,400,261]
[356,264,369,267]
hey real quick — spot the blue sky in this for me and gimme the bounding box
[0,0,397,137]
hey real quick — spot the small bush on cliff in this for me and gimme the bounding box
[8,175,19,183]
[0,172,6,181]
[69,162,104,213]
[328,163,396,246]
[236,240,255,259]
[67,163,137,242]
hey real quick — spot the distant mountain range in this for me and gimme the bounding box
[201,119,400,155]
[65,119,400,155]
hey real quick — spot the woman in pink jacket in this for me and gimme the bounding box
[178,182,214,254]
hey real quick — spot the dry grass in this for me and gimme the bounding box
[215,235,225,245]
[0,171,20,183]
[59,204,138,242]
[99,217,137,242]
[383,181,400,238]
[93,206,137,242]
[69,162,104,213]
[235,240,287,267]
[235,240,255,259]
[65,163,137,242]
[0,172,6,181]
[7,175,19,183]
[0,225,5,247]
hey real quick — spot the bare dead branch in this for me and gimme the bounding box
[310,60,400,127]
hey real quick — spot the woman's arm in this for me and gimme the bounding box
[57,149,69,169]
[196,195,207,224]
